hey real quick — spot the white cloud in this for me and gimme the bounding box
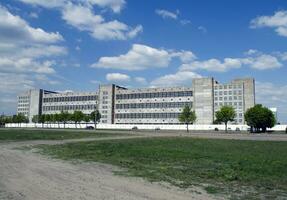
[18,0,140,41]
[106,73,130,82]
[180,19,191,25]
[250,10,287,37]
[29,12,38,18]
[134,77,147,85]
[256,81,287,122]
[198,26,207,33]
[155,9,178,19]
[0,6,63,44]
[18,0,65,8]
[180,51,283,72]
[62,3,142,40]
[242,54,282,70]
[92,44,171,70]
[180,58,242,72]
[150,71,202,87]
[85,0,126,13]
[92,44,196,71]
[0,58,56,74]
[170,50,196,63]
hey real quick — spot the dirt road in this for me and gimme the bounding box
[0,136,215,200]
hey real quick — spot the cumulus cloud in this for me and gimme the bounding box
[0,6,66,114]
[250,10,287,37]
[106,73,130,82]
[180,50,283,72]
[18,0,126,13]
[92,44,196,70]
[150,71,202,87]
[62,3,142,40]
[134,77,147,85]
[256,81,287,122]
[0,6,63,44]
[155,9,178,19]
[242,54,282,70]
[18,0,141,41]
[180,58,242,72]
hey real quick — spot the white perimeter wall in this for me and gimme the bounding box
[4,123,287,131]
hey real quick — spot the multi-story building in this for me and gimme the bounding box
[16,77,255,125]
[42,91,98,115]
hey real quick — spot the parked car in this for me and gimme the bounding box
[155,127,160,131]
[131,126,138,130]
[235,127,240,131]
[85,126,94,130]
[214,128,219,131]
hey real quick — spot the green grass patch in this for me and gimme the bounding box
[0,129,127,141]
[38,137,287,199]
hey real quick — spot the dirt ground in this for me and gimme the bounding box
[1,130,287,200]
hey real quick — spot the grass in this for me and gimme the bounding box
[0,128,127,141]
[38,137,287,199]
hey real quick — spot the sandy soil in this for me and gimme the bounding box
[0,136,217,200]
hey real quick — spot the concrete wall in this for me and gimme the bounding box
[5,123,287,131]
[193,78,214,124]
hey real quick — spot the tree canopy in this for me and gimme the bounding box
[215,106,236,132]
[178,106,196,132]
[244,104,275,133]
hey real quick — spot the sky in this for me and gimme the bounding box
[0,0,287,123]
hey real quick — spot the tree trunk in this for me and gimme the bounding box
[186,123,189,132]
[94,121,97,130]
[225,122,227,133]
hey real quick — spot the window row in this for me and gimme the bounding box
[116,102,192,109]
[43,95,98,103]
[215,102,243,107]
[115,112,180,119]
[214,84,242,90]
[214,96,243,101]
[43,104,97,111]
[116,91,192,100]
[214,90,242,96]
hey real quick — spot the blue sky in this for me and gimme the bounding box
[0,0,287,122]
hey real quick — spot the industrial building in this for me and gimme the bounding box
[17,77,255,125]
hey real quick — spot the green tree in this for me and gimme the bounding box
[45,114,51,128]
[178,106,197,132]
[39,114,46,128]
[215,106,236,133]
[72,111,84,128]
[32,115,39,127]
[54,113,61,128]
[245,104,276,133]
[59,111,70,129]
[83,114,91,126]
[90,110,101,129]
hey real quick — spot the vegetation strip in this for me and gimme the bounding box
[38,137,287,199]
[0,129,127,141]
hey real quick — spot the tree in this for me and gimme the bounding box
[13,114,28,128]
[83,114,90,126]
[71,111,84,128]
[90,110,101,129]
[54,113,61,128]
[44,114,51,128]
[245,104,275,133]
[215,106,236,133]
[39,114,46,128]
[178,106,197,132]
[59,111,70,129]
[32,115,39,127]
